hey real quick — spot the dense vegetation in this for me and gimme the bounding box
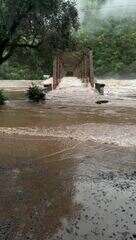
[77,0,136,78]
[0,90,7,105]
[0,0,136,79]
[0,0,78,79]
[27,83,46,102]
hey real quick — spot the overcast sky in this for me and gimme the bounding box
[77,0,136,19]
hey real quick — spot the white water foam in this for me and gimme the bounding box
[47,77,104,106]
[47,77,136,107]
[100,78,136,100]
[0,123,136,147]
[1,78,136,107]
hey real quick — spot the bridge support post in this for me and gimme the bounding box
[85,54,89,84]
[53,56,58,89]
[88,50,95,87]
[82,50,95,87]
[53,55,64,89]
[82,60,84,80]
[78,50,95,87]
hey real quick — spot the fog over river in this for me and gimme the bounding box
[0,78,136,240]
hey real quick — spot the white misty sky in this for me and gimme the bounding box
[104,0,136,7]
[101,0,136,17]
[77,0,136,18]
[77,0,136,8]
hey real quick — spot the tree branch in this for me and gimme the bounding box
[16,41,42,49]
[0,45,16,64]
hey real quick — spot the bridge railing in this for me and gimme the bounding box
[53,50,95,89]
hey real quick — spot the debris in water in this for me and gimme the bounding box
[96,100,109,104]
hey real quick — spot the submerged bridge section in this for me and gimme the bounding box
[53,50,95,89]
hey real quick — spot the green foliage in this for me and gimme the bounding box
[27,83,46,102]
[0,0,78,80]
[77,15,136,78]
[0,61,44,80]
[95,18,136,78]
[0,42,54,80]
[0,0,78,65]
[0,90,7,105]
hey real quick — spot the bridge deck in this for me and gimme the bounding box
[53,50,95,89]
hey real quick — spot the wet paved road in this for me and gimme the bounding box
[0,78,136,240]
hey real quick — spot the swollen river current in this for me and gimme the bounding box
[0,78,136,240]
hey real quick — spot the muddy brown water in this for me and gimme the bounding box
[0,78,136,240]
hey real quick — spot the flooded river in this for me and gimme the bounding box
[0,78,136,240]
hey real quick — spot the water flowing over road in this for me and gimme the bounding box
[0,77,136,240]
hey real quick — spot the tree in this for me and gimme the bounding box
[0,0,78,65]
[76,0,136,78]
[77,16,136,78]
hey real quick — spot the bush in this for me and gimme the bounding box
[0,90,7,105]
[27,83,46,102]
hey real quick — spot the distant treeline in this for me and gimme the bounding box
[77,0,136,78]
